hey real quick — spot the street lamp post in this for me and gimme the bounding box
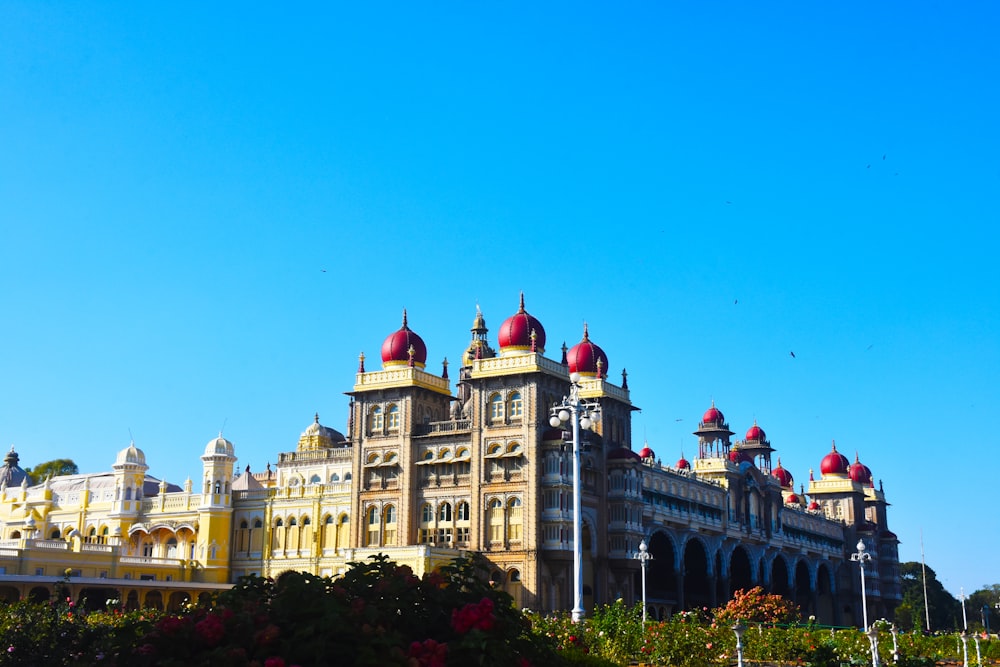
[960,588,969,632]
[865,625,881,667]
[550,371,601,623]
[983,604,991,636]
[890,623,899,663]
[851,538,873,630]
[633,539,652,625]
[974,635,982,667]
[960,631,969,667]
[732,621,746,667]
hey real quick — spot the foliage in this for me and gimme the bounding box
[130,553,555,666]
[896,562,961,631]
[24,458,78,482]
[713,585,799,625]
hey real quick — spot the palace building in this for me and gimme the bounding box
[0,295,901,624]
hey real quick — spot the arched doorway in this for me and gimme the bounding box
[816,563,835,624]
[644,531,678,615]
[794,560,811,615]
[683,538,711,610]
[770,555,790,597]
[144,591,163,610]
[28,586,49,603]
[730,545,754,595]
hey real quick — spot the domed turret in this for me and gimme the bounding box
[566,323,609,378]
[702,401,725,426]
[676,454,690,470]
[381,309,428,369]
[771,458,794,488]
[114,441,147,468]
[745,422,766,442]
[204,435,235,458]
[848,452,873,485]
[0,446,32,487]
[462,306,496,366]
[820,441,850,477]
[639,443,655,460]
[497,293,546,354]
[786,492,801,504]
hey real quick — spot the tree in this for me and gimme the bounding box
[25,459,78,482]
[896,562,961,631]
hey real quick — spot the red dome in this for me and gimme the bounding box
[639,445,655,459]
[676,456,690,470]
[497,293,546,353]
[702,402,725,425]
[848,453,873,484]
[745,422,766,442]
[567,324,609,377]
[808,500,821,511]
[785,493,800,504]
[729,448,752,464]
[771,461,794,488]
[820,442,850,476]
[380,310,428,369]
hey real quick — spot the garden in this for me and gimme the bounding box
[0,556,996,666]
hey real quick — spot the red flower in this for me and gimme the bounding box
[157,615,190,637]
[194,613,226,647]
[408,639,448,667]
[451,597,496,634]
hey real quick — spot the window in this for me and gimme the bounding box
[50,528,60,539]
[166,538,178,558]
[488,499,504,542]
[370,406,384,432]
[310,474,321,484]
[383,505,397,545]
[507,497,523,541]
[439,503,453,523]
[387,404,400,431]
[456,501,470,521]
[509,391,523,418]
[421,503,434,523]
[330,473,340,482]
[366,506,380,546]
[489,393,504,421]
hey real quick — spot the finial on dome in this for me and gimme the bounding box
[402,308,408,328]
[518,291,525,313]
[831,439,837,452]
[442,357,449,379]
[561,342,568,365]
[621,368,628,389]
[358,351,366,373]
[314,412,320,424]
[854,451,860,463]
[245,464,251,473]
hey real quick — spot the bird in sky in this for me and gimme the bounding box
[790,351,796,358]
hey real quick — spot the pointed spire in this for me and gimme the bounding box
[582,322,590,341]
[561,342,568,365]
[518,291,525,313]
[401,308,409,329]
[314,412,320,424]
[621,368,628,389]
[358,351,366,373]
[442,357,449,379]
[809,468,815,481]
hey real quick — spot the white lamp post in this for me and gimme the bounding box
[960,588,969,631]
[890,623,899,663]
[732,621,746,667]
[960,631,969,667]
[550,371,601,623]
[851,538,873,629]
[865,625,881,667]
[633,539,652,624]
[974,635,981,667]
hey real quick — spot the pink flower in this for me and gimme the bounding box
[194,613,226,647]
[451,597,496,634]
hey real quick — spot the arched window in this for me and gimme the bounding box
[507,497,523,541]
[366,506,380,546]
[50,528,61,540]
[370,406,384,432]
[330,473,340,482]
[508,391,523,419]
[421,503,434,523]
[214,481,221,494]
[166,538,178,558]
[344,472,352,481]
[387,404,400,431]
[489,393,504,421]
[125,487,132,500]
[456,501,470,521]
[439,502,453,523]
[488,499,504,542]
[383,504,397,545]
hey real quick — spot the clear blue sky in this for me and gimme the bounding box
[2,3,997,598]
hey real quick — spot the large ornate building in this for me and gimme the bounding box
[0,296,901,624]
